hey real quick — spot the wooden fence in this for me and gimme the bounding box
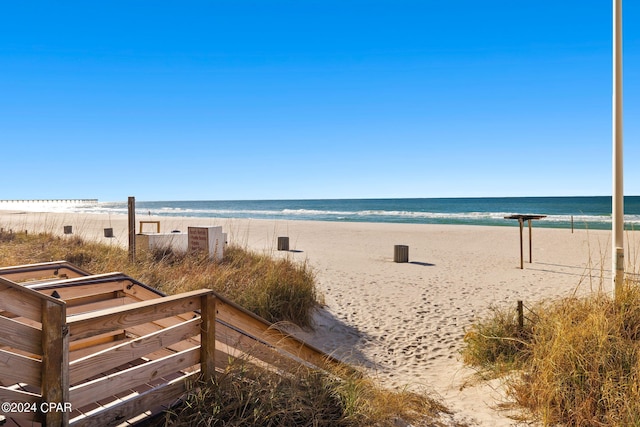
[0,262,347,427]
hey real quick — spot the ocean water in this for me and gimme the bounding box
[4,196,640,230]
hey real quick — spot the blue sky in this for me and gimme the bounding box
[2,1,639,201]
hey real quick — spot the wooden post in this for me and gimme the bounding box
[277,236,289,251]
[63,225,72,234]
[517,300,524,330]
[518,219,524,269]
[199,292,216,382]
[394,245,409,263]
[128,196,136,263]
[528,219,533,263]
[41,299,69,426]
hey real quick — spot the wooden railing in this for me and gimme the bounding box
[0,262,351,426]
[0,261,90,284]
[67,289,215,426]
[0,276,68,426]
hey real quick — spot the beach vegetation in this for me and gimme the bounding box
[0,228,451,426]
[0,229,317,327]
[462,304,532,376]
[157,360,449,427]
[462,283,640,426]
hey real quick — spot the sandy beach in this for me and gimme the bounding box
[0,210,624,426]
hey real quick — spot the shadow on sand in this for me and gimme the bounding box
[409,261,435,267]
[284,306,381,373]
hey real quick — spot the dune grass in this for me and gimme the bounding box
[461,304,532,377]
[0,228,450,426]
[0,229,317,327]
[158,361,448,427]
[462,283,640,426]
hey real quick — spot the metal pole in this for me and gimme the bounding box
[128,196,136,263]
[612,0,624,297]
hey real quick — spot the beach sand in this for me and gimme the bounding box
[0,210,623,425]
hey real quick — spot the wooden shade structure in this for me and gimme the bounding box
[504,214,547,269]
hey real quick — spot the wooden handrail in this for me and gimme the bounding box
[213,292,353,375]
[0,277,65,321]
[0,261,90,283]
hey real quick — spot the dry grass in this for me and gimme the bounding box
[462,304,532,377]
[0,229,317,327]
[462,282,640,426]
[158,361,448,427]
[0,228,451,426]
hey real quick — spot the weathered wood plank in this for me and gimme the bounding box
[63,293,128,312]
[121,285,197,325]
[69,330,126,355]
[69,372,195,427]
[121,283,164,301]
[41,299,69,427]
[65,296,135,316]
[0,386,41,423]
[125,324,201,358]
[215,297,346,373]
[129,310,202,332]
[29,280,125,302]
[0,385,41,402]
[1,268,77,283]
[216,322,299,373]
[67,289,210,342]
[214,339,271,371]
[26,273,129,290]
[0,279,47,322]
[0,315,42,355]
[69,318,201,384]
[0,349,41,387]
[212,341,300,380]
[0,261,89,283]
[69,347,199,409]
[200,293,216,381]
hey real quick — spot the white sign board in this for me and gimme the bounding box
[188,226,226,261]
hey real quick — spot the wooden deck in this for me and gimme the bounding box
[0,261,349,426]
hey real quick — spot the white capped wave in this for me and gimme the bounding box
[0,200,98,213]
[11,200,639,227]
[281,208,359,216]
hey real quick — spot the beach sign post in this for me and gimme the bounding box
[612,0,625,297]
[188,226,226,261]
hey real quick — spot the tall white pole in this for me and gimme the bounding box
[613,0,625,296]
